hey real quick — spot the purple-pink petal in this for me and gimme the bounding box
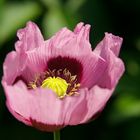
[94,33,125,89]
[80,53,106,88]
[80,85,113,123]
[2,51,27,85]
[2,81,31,125]
[15,21,44,53]
[29,88,88,126]
[3,80,89,131]
[74,22,91,41]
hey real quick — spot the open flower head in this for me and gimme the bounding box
[2,22,125,132]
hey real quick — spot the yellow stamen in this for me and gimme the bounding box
[41,77,68,98]
[28,82,37,89]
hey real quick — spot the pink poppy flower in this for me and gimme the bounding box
[2,22,124,132]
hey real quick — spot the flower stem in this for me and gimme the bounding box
[53,130,60,140]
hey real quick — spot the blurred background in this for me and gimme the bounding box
[0,0,140,140]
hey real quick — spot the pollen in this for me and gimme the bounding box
[41,77,69,98]
[28,69,81,98]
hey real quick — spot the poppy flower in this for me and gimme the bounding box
[2,22,124,132]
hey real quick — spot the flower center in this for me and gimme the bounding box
[41,76,68,98]
[28,69,80,98]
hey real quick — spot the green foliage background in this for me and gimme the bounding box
[0,0,140,139]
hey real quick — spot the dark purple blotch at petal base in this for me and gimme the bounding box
[47,56,83,82]
[13,76,27,85]
[30,118,64,132]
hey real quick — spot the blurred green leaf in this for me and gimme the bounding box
[135,37,140,51]
[117,50,140,92]
[0,0,5,19]
[40,0,60,8]
[42,8,68,38]
[0,2,41,46]
[0,0,5,6]
[127,60,140,76]
[108,93,140,124]
[65,0,86,14]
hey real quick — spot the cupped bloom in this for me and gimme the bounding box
[2,22,124,132]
